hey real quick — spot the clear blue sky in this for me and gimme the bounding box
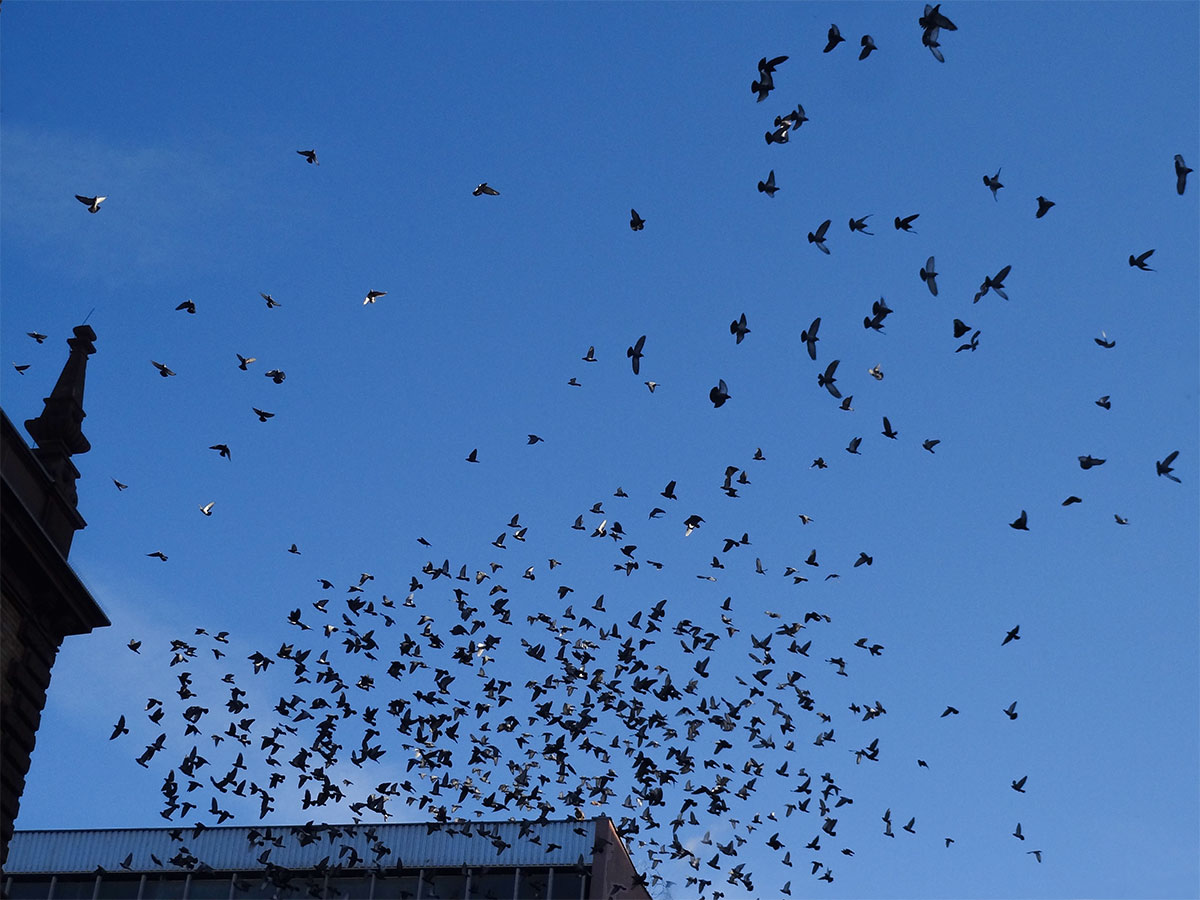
[3,3,1197,898]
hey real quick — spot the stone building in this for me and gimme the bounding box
[1,326,110,866]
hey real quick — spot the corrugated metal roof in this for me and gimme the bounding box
[6,819,599,874]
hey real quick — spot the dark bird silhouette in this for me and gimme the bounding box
[629,209,645,231]
[466,448,479,463]
[1036,196,1055,218]
[752,55,787,101]
[1009,510,1029,531]
[919,256,938,296]
[1002,625,1021,645]
[801,317,821,361]
[923,439,940,453]
[236,354,255,370]
[75,194,106,213]
[894,213,919,232]
[953,318,972,338]
[983,169,1004,200]
[848,215,873,234]
[1028,849,1043,862]
[881,417,898,439]
[903,817,916,834]
[147,551,168,562]
[709,379,731,408]
[627,335,646,374]
[1129,249,1155,271]
[209,444,231,459]
[1175,154,1192,195]
[973,264,1012,302]
[296,149,318,165]
[260,292,281,308]
[1078,455,1106,470]
[151,361,175,377]
[473,183,500,196]
[919,4,957,62]
[1062,495,1083,505]
[27,332,48,343]
[730,313,750,343]
[1013,822,1025,840]
[807,219,832,254]
[940,706,959,717]
[758,169,780,197]
[175,299,196,314]
[110,715,128,740]
[252,408,274,422]
[955,330,980,353]
[12,364,30,374]
[1156,450,1181,482]
[265,369,286,384]
[824,24,845,52]
[846,436,862,455]
[1011,775,1027,793]
[858,35,877,60]
[126,639,140,653]
[661,480,678,500]
[818,359,841,398]
[1094,331,1115,348]
[527,434,544,444]
[1003,701,1019,720]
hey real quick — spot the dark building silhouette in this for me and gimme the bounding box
[1,326,109,866]
[3,818,651,899]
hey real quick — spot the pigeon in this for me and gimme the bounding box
[252,408,274,422]
[765,123,790,145]
[709,379,731,408]
[1036,196,1056,218]
[807,219,832,254]
[199,502,215,517]
[1062,496,1083,505]
[973,264,1012,302]
[758,169,780,197]
[151,361,176,377]
[175,299,196,314]
[110,715,129,740]
[296,149,318,165]
[881,417,898,439]
[868,364,884,381]
[527,434,544,444]
[363,290,387,305]
[1009,511,1029,531]
[1011,775,1028,793]
[644,381,657,393]
[801,317,821,360]
[126,639,140,652]
[147,551,168,562]
[752,55,787,102]
[940,706,959,717]
[824,24,846,52]
[922,439,940,453]
[260,292,281,308]
[75,194,106,213]
[1175,154,1192,195]
[12,364,30,374]
[846,437,862,455]
[236,354,256,370]
[1156,450,1180,482]
[1115,514,1128,525]
[627,335,646,374]
[581,345,597,363]
[265,369,286,384]
[983,168,1004,200]
[894,213,919,232]
[955,330,980,353]
[953,318,972,338]
[288,544,301,555]
[919,4,957,63]
[113,479,128,490]
[817,360,841,398]
[1013,823,1025,840]
[858,35,877,60]
[466,448,479,463]
[27,332,47,343]
[1078,455,1105,469]
[1002,624,1021,645]
[1003,701,1018,720]
[1028,850,1043,863]
[919,257,938,296]
[473,183,500,196]
[1094,331,1115,348]
[209,444,231,459]
[629,209,645,231]
[1129,249,1155,271]
[730,313,750,344]
[848,215,873,235]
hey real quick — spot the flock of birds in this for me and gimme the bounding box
[13,6,1192,899]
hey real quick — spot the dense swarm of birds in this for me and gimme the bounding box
[15,5,1192,898]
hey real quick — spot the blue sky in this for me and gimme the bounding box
[2,2,1197,898]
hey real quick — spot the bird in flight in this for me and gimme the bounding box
[1003,701,1019,720]
[199,502,215,517]
[922,439,940,453]
[175,299,196,314]
[818,359,841,398]
[1036,196,1055,218]
[1009,510,1029,531]
[758,169,780,197]
[859,35,878,59]
[363,290,387,305]
[1129,249,1155,271]
[1013,823,1025,841]
[236,354,256,370]
[801,317,821,360]
[919,4,957,62]
[146,551,168,562]
[75,194,106,213]
[983,168,1004,200]
[1002,624,1021,645]
[919,257,938,296]
[12,364,30,374]
[824,24,845,52]
[151,361,175,377]
[1175,154,1192,195]
[627,335,646,374]
[252,408,274,422]
[881,417,898,439]
[296,149,318,165]
[1095,395,1111,409]
[473,183,500,196]
[751,55,787,102]
[1094,331,1115,348]
[112,479,128,490]
[27,332,47,343]
[629,209,645,231]
[894,213,919,232]
[973,264,1012,302]
[807,219,832,254]
[730,313,750,344]
[848,215,873,235]
[1156,450,1180,482]
[1011,775,1027,793]
[1078,454,1106,469]
[709,379,731,408]
[209,444,231,459]
[1028,850,1043,863]
[260,292,281,308]
[466,448,479,463]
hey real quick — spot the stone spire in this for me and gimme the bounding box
[23,326,96,511]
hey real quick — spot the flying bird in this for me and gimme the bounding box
[296,149,318,165]
[252,408,274,422]
[1013,823,1025,841]
[1036,196,1056,218]
[1175,154,1192,195]
[709,379,730,408]
[1156,450,1180,482]
[473,183,500,196]
[824,24,845,52]
[12,364,30,374]
[730,313,750,343]
[199,502,215,517]
[527,434,544,444]
[75,194,106,213]
[1078,454,1105,469]
[175,299,196,314]
[112,479,128,490]
[919,257,938,296]
[848,215,873,234]
[466,448,479,463]
[983,168,1004,200]
[846,436,862,455]
[955,330,980,353]
[147,551,168,562]
[1009,510,1029,531]
[894,213,919,232]
[209,444,231,459]
[1003,701,1019,720]
[940,706,959,717]
[265,369,286,384]
[1094,331,1115,348]
[1028,850,1043,863]
[953,318,972,338]
[858,35,877,59]
[922,439,940,453]
[236,354,256,370]
[751,55,787,102]
[363,290,387,305]
[1002,624,1021,645]
[629,209,645,231]
[757,170,780,197]
[1011,775,1027,793]
[801,317,821,360]
[151,361,175,377]
[817,359,841,398]
[807,219,832,254]
[1129,249,1155,271]
[919,4,957,62]
[260,292,281,308]
[27,332,47,343]
[868,364,884,381]
[627,335,646,374]
[110,715,129,740]
[881,417,898,439]
[973,264,1012,302]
